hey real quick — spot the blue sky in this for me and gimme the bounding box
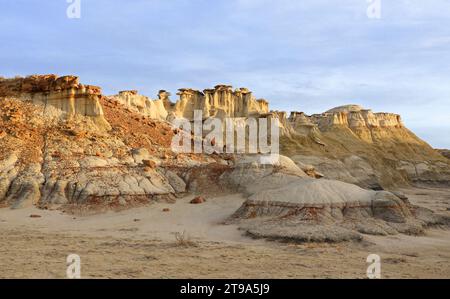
[1,0,449,148]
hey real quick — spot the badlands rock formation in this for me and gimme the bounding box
[1,74,448,243]
[111,90,168,120]
[282,105,450,188]
[0,75,225,210]
[155,89,449,189]
[0,75,110,129]
[224,156,449,242]
[170,85,269,120]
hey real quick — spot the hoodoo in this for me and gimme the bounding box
[0,74,448,243]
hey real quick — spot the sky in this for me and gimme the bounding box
[1,0,449,148]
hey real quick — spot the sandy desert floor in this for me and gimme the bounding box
[0,187,449,279]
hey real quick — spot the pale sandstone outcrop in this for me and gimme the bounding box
[326,104,365,113]
[111,90,168,120]
[0,92,203,210]
[1,74,448,216]
[281,105,450,187]
[309,107,405,143]
[0,75,110,130]
[158,90,173,111]
[170,85,269,120]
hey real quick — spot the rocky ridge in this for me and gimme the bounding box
[283,105,450,188]
[147,83,449,188]
[171,85,269,120]
[1,74,449,243]
[0,75,109,129]
[0,76,228,211]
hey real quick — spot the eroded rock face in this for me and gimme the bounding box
[108,86,448,190]
[0,94,222,212]
[111,90,168,120]
[281,105,450,188]
[0,75,109,130]
[1,74,448,217]
[310,108,405,143]
[158,90,173,111]
[287,105,412,144]
[170,85,269,120]
[438,149,450,160]
[290,155,382,189]
[225,156,450,243]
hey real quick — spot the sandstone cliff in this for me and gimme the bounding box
[1,74,449,243]
[0,93,236,210]
[310,105,408,144]
[169,85,269,120]
[0,75,110,129]
[1,74,448,210]
[111,90,168,120]
[281,105,450,188]
[0,77,230,210]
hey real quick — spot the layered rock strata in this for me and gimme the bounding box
[111,90,168,120]
[170,85,269,120]
[1,74,449,214]
[282,105,450,188]
[225,156,450,243]
[0,93,224,211]
[0,75,109,129]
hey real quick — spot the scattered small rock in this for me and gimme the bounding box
[392,191,408,200]
[190,196,206,204]
[162,208,170,212]
[133,218,141,222]
[142,159,156,168]
[29,214,42,218]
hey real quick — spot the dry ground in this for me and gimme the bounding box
[0,188,449,279]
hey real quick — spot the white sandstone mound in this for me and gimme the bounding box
[248,179,375,206]
[226,156,450,243]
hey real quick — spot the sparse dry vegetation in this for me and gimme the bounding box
[174,230,198,247]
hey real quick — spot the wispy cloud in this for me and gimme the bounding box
[0,0,449,148]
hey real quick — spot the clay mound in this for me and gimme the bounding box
[222,155,308,196]
[247,179,373,206]
[227,157,450,243]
